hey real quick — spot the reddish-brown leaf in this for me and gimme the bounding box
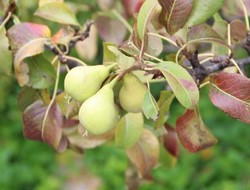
[209,72,250,124]
[230,19,247,44]
[158,0,193,35]
[123,0,144,17]
[95,16,127,45]
[163,124,179,157]
[23,100,63,150]
[126,129,159,178]
[7,22,51,53]
[176,109,218,152]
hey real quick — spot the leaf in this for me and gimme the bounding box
[115,112,144,149]
[75,25,98,61]
[230,19,247,44]
[39,0,63,7]
[163,124,179,157]
[137,0,159,39]
[154,90,174,128]
[107,46,135,69]
[155,61,199,108]
[158,0,194,35]
[14,38,48,75]
[34,2,79,26]
[186,0,224,27]
[67,125,114,149]
[126,128,160,178]
[176,108,218,152]
[209,72,250,124]
[95,16,127,45]
[23,100,63,150]
[123,0,144,17]
[7,22,51,53]
[103,42,117,64]
[17,87,40,112]
[26,55,56,89]
[142,90,159,120]
[0,27,12,75]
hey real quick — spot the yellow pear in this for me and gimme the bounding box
[64,64,115,102]
[119,73,147,112]
[78,80,119,135]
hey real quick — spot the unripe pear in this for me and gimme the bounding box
[64,64,115,102]
[119,73,147,112]
[78,80,119,135]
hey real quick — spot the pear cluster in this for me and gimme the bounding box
[64,65,147,135]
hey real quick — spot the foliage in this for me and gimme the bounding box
[1,0,250,188]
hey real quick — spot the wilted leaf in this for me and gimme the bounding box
[52,27,75,45]
[115,112,144,149]
[155,61,199,108]
[107,46,135,69]
[76,25,98,61]
[67,125,114,149]
[186,0,224,27]
[176,108,218,152]
[26,55,56,89]
[163,124,179,157]
[95,16,127,45]
[230,19,247,44]
[7,22,51,53]
[154,90,174,128]
[123,0,144,17]
[0,27,12,75]
[35,2,79,26]
[17,87,40,112]
[126,128,160,178]
[137,0,159,39]
[142,90,159,120]
[14,38,48,74]
[23,100,63,150]
[209,72,250,124]
[158,0,193,35]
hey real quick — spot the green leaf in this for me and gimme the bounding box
[155,61,199,108]
[137,0,159,39]
[17,87,40,112]
[103,42,117,64]
[142,90,159,120]
[115,112,144,149]
[0,27,12,75]
[185,0,224,27]
[34,2,80,26]
[154,90,175,128]
[26,55,56,89]
[107,46,135,69]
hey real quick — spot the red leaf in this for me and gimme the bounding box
[209,72,250,124]
[7,22,51,53]
[95,16,127,45]
[123,0,144,17]
[176,109,218,152]
[163,124,179,157]
[23,100,63,150]
[158,0,194,35]
[126,129,159,178]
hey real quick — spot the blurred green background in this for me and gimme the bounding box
[1,0,250,189]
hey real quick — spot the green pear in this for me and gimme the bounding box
[78,80,119,135]
[119,73,147,112]
[64,64,115,102]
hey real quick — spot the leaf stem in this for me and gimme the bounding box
[230,58,244,75]
[112,9,133,33]
[0,12,12,30]
[41,59,60,141]
[63,55,87,66]
[147,32,177,47]
[227,23,231,55]
[239,0,250,31]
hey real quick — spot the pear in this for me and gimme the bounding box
[119,73,147,112]
[78,79,119,135]
[64,64,115,102]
